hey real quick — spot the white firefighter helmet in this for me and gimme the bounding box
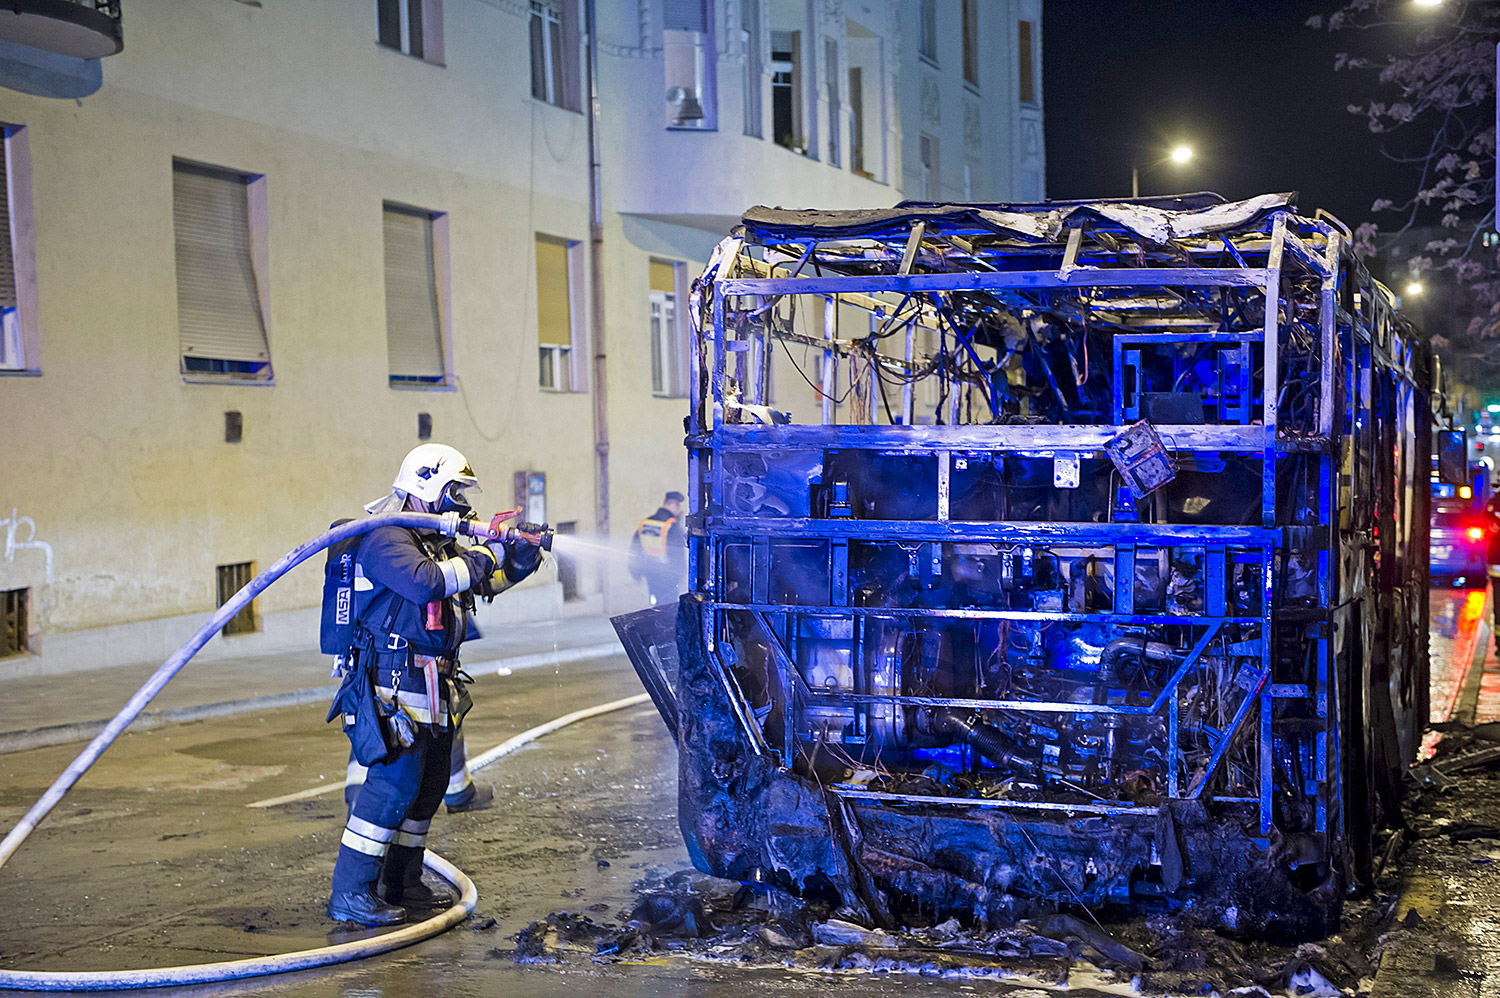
[391,444,481,504]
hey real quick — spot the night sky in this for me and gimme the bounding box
[1042,1,1425,231]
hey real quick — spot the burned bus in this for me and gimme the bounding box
[616,192,1432,938]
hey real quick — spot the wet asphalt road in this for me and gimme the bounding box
[0,593,1496,996]
[0,655,1090,997]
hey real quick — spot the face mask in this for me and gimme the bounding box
[438,481,474,517]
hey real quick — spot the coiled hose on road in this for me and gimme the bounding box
[0,512,508,990]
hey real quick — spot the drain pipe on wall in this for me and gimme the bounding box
[585,0,610,560]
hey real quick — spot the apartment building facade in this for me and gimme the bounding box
[0,0,1042,676]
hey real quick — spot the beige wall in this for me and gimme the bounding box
[0,0,1040,670]
[0,0,597,643]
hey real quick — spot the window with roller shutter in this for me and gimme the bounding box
[383,203,451,387]
[172,160,272,381]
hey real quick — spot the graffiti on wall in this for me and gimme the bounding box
[1,509,53,584]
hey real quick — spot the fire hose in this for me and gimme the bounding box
[0,510,582,991]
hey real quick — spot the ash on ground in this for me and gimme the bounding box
[500,726,1500,997]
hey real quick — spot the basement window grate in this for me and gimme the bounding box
[216,562,258,636]
[2,588,27,657]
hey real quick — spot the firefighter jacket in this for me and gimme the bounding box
[347,525,494,731]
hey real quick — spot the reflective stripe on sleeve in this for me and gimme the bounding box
[438,556,471,597]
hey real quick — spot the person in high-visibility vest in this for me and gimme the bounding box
[630,491,687,606]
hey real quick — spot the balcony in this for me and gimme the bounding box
[0,0,122,59]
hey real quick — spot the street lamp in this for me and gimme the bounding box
[1406,280,1424,296]
[1132,144,1194,198]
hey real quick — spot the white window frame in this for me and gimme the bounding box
[649,290,678,396]
[0,125,39,376]
[530,0,580,111]
[531,2,562,105]
[539,342,573,392]
[536,233,584,394]
[173,159,273,384]
[648,258,689,399]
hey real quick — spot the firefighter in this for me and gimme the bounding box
[326,444,541,926]
[629,491,687,606]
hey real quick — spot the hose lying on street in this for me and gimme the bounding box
[0,511,627,991]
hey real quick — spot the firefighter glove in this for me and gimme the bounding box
[505,533,543,581]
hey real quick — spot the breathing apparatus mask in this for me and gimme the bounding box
[437,480,474,518]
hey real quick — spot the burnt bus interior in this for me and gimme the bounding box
[616,192,1434,936]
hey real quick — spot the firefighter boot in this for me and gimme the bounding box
[445,781,495,813]
[329,823,406,926]
[381,844,455,912]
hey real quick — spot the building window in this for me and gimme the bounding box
[650,258,687,397]
[536,234,579,392]
[848,65,866,176]
[0,126,37,375]
[847,22,883,181]
[741,0,762,138]
[1018,20,1035,104]
[2,588,26,657]
[530,1,580,110]
[216,563,257,637]
[664,0,715,129]
[173,160,272,382]
[918,0,937,64]
[770,30,803,152]
[920,133,940,201]
[378,0,443,64]
[383,203,450,387]
[825,38,840,166]
[961,0,978,87]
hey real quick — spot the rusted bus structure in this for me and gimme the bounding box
[616,192,1433,935]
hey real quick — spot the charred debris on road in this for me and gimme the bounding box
[504,721,1500,996]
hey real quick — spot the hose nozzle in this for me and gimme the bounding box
[506,524,554,551]
[461,513,555,551]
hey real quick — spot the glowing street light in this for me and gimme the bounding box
[1413,0,1443,7]
[1405,281,1424,296]
[1132,143,1195,198]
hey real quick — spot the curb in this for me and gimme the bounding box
[0,640,624,755]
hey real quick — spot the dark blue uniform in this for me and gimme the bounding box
[328,524,497,909]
